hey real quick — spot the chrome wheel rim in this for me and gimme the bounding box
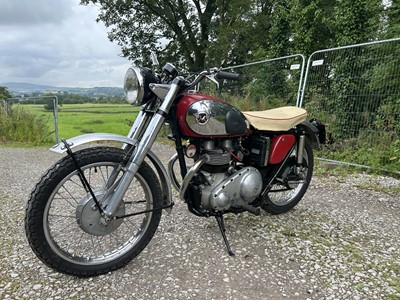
[43,162,153,266]
[269,149,310,206]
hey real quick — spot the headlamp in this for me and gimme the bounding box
[124,67,144,106]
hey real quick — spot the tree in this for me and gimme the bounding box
[0,86,12,101]
[382,0,400,38]
[81,0,388,71]
[289,0,335,56]
[332,0,383,46]
[81,0,258,71]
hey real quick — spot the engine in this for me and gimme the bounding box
[188,138,263,212]
[196,167,263,211]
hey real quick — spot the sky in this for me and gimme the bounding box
[0,0,132,88]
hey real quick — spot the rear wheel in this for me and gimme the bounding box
[25,147,162,277]
[261,141,314,215]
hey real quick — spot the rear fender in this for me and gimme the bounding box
[297,121,322,150]
[50,133,173,212]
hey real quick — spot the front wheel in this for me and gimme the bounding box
[261,140,314,215]
[25,147,163,277]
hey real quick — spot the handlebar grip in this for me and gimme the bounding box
[216,71,240,81]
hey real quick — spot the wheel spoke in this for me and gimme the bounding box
[46,162,154,261]
[263,143,313,212]
[56,186,80,207]
[26,147,162,276]
[48,213,75,219]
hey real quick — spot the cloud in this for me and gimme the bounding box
[0,0,72,26]
[0,0,130,87]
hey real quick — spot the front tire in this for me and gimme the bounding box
[261,140,314,215]
[25,147,163,277]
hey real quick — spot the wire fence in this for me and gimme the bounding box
[216,39,399,174]
[3,40,399,174]
[4,96,59,143]
[214,38,400,174]
[300,38,400,174]
[202,54,306,110]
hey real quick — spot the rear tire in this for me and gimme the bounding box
[25,147,162,277]
[261,141,314,215]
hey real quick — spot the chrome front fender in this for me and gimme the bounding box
[50,133,173,213]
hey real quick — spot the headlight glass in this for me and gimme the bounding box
[124,66,159,106]
[124,67,144,106]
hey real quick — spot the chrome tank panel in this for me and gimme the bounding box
[177,94,249,137]
[187,100,228,135]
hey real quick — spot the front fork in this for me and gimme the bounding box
[100,78,183,222]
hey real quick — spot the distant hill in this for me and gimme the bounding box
[0,82,124,97]
[1,82,57,92]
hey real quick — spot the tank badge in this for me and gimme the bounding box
[194,103,212,125]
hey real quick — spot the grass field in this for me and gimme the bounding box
[20,103,140,140]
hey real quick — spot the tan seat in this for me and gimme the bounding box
[243,106,307,131]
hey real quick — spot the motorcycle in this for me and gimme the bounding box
[25,60,324,277]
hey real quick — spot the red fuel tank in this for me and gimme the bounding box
[176,94,249,138]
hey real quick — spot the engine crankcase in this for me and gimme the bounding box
[201,167,263,211]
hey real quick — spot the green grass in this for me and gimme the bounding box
[0,105,54,146]
[20,103,140,140]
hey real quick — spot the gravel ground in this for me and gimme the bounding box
[0,144,399,300]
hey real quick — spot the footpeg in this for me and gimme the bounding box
[240,203,260,215]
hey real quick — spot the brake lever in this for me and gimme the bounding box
[205,68,221,89]
[186,67,221,90]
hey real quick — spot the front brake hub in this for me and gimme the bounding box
[76,190,125,236]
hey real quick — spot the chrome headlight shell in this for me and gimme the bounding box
[124,66,143,105]
[124,66,158,106]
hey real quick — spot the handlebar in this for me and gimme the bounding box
[216,70,240,81]
[186,68,240,89]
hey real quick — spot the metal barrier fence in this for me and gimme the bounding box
[2,42,398,173]
[218,45,399,174]
[202,54,306,109]
[300,38,400,174]
[4,96,59,143]
[211,44,399,174]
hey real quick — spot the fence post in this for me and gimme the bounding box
[6,96,60,143]
[2,100,10,115]
[52,96,59,143]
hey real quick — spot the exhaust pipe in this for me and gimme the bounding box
[179,154,210,201]
[167,153,181,191]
